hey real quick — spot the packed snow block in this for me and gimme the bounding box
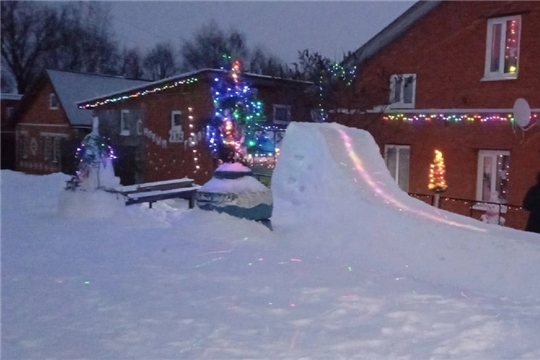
[196,164,273,226]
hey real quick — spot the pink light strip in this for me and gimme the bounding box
[337,129,486,232]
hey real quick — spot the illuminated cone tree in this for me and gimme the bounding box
[206,59,265,164]
[428,149,448,207]
[65,117,117,191]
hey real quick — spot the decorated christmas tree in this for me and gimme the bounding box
[206,59,265,164]
[428,149,448,193]
[428,149,447,208]
[66,117,117,191]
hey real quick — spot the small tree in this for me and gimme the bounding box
[206,59,265,164]
[428,149,448,207]
[66,117,116,191]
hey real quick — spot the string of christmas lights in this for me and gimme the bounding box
[316,63,357,121]
[79,78,199,109]
[383,113,538,123]
[206,59,266,163]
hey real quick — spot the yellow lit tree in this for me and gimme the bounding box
[429,149,447,207]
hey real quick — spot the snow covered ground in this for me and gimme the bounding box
[2,122,540,359]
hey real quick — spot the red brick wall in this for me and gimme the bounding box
[342,1,540,230]
[355,1,540,110]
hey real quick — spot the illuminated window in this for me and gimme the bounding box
[273,105,291,124]
[484,16,521,80]
[385,144,410,192]
[389,74,416,109]
[120,110,130,136]
[476,150,510,204]
[49,93,59,109]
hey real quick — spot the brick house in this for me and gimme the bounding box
[1,93,23,170]
[336,0,540,229]
[77,68,313,186]
[14,70,148,175]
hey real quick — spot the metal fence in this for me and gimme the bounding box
[250,175,528,230]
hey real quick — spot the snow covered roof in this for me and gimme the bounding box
[46,70,149,126]
[77,69,312,108]
[343,0,442,67]
[0,93,23,101]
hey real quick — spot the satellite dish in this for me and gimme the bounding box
[513,98,531,128]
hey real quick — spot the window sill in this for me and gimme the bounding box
[472,202,508,214]
[273,119,291,125]
[481,75,518,82]
[388,103,415,110]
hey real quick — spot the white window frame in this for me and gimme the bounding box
[483,15,521,81]
[475,150,510,211]
[120,110,130,136]
[136,119,143,135]
[169,111,184,143]
[49,93,59,110]
[384,144,410,192]
[273,104,291,124]
[171,110,182,129]
[389,74,416,109]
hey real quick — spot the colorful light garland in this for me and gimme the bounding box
[383,113,539,123]
[79,78,199,109]
[206,59,266,163]
[316,63,357,121]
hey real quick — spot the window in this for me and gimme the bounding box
[273,105,291,124]
[44,137,52,160]
[49,93,59,109]
[384,144,410,192]
[169,111,184,143]
[484,16,521,80]
[171,111,182,128]
[53,137,61,162]
[476,150,510,204]
[6,107,14,119]
[120,110,130,136]
[18,133,28,159]
[389,74,416,109]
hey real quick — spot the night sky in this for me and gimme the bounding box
[109,1,415,65]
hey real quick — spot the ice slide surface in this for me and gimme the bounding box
[271,122,540,299]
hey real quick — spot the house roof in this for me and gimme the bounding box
[77,68,313,109]
[343,0,442,67]
[0,93,23,101]
[45,70,149,126]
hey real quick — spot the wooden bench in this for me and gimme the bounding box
[111,178,200,209]
[125,186,200,208]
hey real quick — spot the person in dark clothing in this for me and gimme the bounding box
[523,171,540,234]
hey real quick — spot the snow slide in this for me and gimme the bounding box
[272,122,540,300]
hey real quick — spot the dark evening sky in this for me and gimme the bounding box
[109,1,415,64]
